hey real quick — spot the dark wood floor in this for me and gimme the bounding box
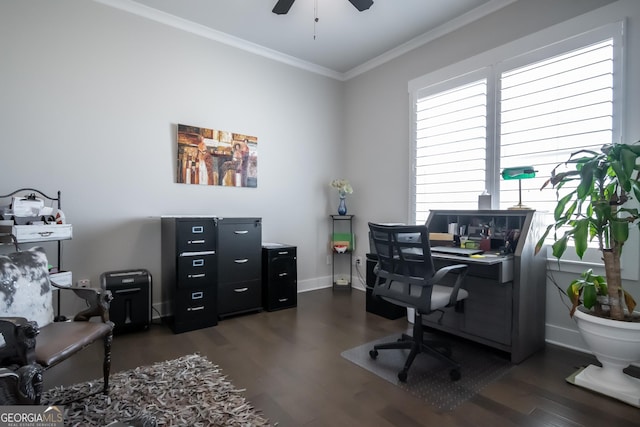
[45,288,639,426]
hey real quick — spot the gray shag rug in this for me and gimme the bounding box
[42,354,273,427]
[341,330,514,411]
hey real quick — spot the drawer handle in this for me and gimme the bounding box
[192,226,204,233]
[191,292,203,299]
[234,230,249,234]
[278,298,289,302]
[115,287,141,294]
[278,251,289,255]
[188,239,206,245]
[38,231,54,237]
[234,258,249,264]
[188,273,205,279]
[188,306,205,311]
[278,272,288,277]
[192,259,205,267]
[234,287,249,293]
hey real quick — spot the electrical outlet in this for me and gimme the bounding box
[355,256,362,266]
[77,279,90,288]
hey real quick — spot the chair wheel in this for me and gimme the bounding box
[450,369,461,381]
[369,349,378,359]
[398,371,408,382]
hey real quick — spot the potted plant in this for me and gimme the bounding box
[535,142,640,407]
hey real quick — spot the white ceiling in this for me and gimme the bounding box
[97,0,517,80]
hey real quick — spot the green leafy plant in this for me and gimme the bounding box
[535,142,640,321]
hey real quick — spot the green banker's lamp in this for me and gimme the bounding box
[501,166,536,210]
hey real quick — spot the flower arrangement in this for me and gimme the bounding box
[330,179,353,197]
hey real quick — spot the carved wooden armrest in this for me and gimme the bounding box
[0,317,39,366]
[51,282,114,323]
[0,365,43,404]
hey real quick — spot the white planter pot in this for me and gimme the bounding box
[573,307,640,407]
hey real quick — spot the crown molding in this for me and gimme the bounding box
[93,0,516,82]
[343,0,518,80]
[92,0,342,80]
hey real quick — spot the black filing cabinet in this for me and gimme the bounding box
[161,217,218,333]
[217,217,262,318]
[262,244,297,311]
[365,254,406,319]
[101,269,151,334]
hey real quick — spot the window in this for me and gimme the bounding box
[414,75,488,223]
[410,23,623,225]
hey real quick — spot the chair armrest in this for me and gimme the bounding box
[0,318,39,366]
[51,282,113,323]
[0,365,43,404]
[428,264,468,307]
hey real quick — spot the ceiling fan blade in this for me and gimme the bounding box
[348,0,374,12]
[272,0,296,15]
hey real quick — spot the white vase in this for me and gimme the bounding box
[573,307,640,407]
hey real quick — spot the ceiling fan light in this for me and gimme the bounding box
[348,0,374,12]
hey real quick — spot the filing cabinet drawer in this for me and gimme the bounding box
[217,220,261,257]
[173,287,217,333]
[176,218,216,253]
[218,254,260,283]
[218,279,261,316]
[177,253,216,288]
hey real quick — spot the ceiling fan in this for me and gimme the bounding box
[272,0,374,15]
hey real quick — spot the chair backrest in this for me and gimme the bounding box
[368,223,436,312]
[0,247,54,329]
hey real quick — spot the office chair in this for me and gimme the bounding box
[367,223,468,382]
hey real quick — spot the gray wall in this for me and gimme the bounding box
[0,0,344,314]
[344,0,640,352]
[2,0,638,353]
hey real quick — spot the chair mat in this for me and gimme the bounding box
[341,329,514,411]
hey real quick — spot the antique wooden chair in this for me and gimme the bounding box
[0,247,113,404]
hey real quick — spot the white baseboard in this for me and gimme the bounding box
[297,276,366,293]
[545,323,589,353]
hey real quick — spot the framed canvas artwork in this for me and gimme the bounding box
[176,123,258,188]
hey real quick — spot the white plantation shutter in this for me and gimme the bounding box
[410,22,622,225]
[414,77,488,224]
[498,39,615,211]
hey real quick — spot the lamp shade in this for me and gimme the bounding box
[501,167,536,180]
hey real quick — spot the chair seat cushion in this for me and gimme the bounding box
[35,321,112,368]
[431,285,468,310]
[380,284,469,312]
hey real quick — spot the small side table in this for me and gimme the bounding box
[330,214,353,290]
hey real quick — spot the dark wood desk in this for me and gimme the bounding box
[423,210,547,363]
